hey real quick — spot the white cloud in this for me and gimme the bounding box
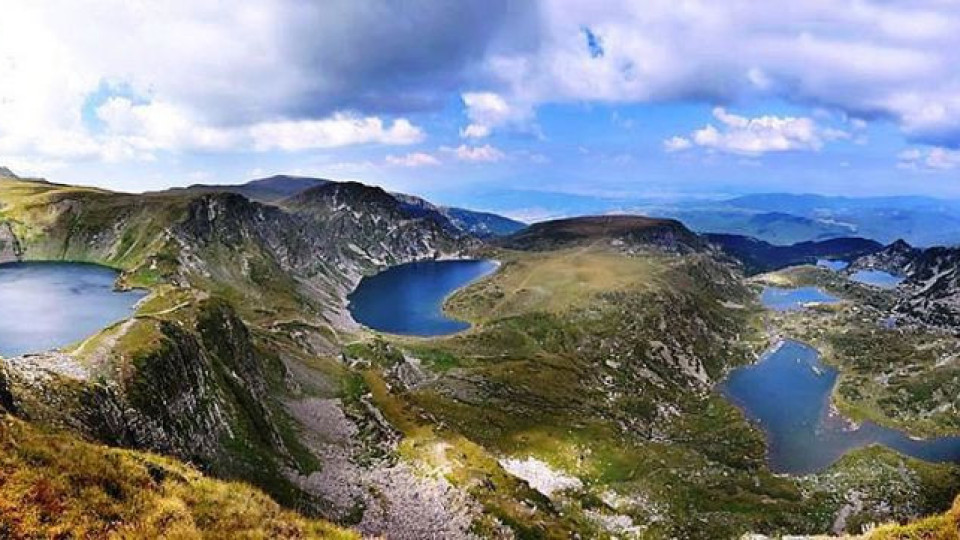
[6,94,426,164]
[460,92,533,138]
[666,108,841,155]
[663,136,692,152]
[898,147,960,170]
[0,1,470,167]
[443,144,506,162]
[386,152,441,167]
[478,1,960,146]
[10,0,960,177]
[250,115,423,151]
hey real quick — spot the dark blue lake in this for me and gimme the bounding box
[761,286,839,311]
[0,262,147,357]
[347,259,498,336]
[720,340,960,473]
[850,269,904,289]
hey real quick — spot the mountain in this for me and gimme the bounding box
[391,191,526,238]
[848,239,921,273]
[644,207,854,245]
[441,206,525,237]
[160,175,525,238]
[724,193,960,246]
[0,175,477,537]
[707,234,883,274]
[892,245,960,329]
[4,173,960,537]
[0,166,17,178]
[498,214,704,252]
[160,174,330,203]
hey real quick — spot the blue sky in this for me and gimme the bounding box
[2,1,960,220]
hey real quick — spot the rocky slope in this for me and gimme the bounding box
[160,174,525,238]
[0,174,480,536]
[896,246,960,330]
[848,239,921,274]
[847,240,960,330]
[392,192,526,238]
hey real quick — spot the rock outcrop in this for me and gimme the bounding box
[0,221,22,263]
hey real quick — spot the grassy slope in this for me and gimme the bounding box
[0,178,186,285]
[342,246,960,537]
[0,180,338,510]
[0,413,355,539]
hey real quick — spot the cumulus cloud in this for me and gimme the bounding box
[0,0,516,166]
[478,0,960,146]
[443,144,506,162]
[665,108,846,155]
[898,147,960,170]
[385,152,441,167]
[250,116,423,151]
[460,92,534,138]
[91,98,424,160]
[9,0,960,173]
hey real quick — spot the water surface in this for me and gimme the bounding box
[720,340,960,473]
[0,262,147,357]
[761,286,839,311]
[348,259,498,336]
[850,269,904,289]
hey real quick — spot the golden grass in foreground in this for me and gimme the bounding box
[869,496,960,539]
[0,414,357,539]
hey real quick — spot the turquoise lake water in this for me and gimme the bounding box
[347,259,498,336]
[760,286,840,311]
[0,262,147,357]
[850,269,904,289]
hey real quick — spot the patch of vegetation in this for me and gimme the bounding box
[0,413,356,539]
[350,248,959,537]
[870,495,960,539]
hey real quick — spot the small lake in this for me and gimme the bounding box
[850,269,904,289]
[816,259,849,271]
[348,259,498,336]
[0,262,147,357]
[761,286,839,311]
[720,340,960,473]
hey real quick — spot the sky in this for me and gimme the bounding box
[2,1,960,219]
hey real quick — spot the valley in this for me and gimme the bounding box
[1,170,960,538]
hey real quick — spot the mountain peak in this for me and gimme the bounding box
[888,238,914,251]
[0,166,17,178]
[498,214,703,252]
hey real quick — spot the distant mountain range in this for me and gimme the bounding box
[156,174,527,239]
[633,194,960,247]
[462,189,960,247]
